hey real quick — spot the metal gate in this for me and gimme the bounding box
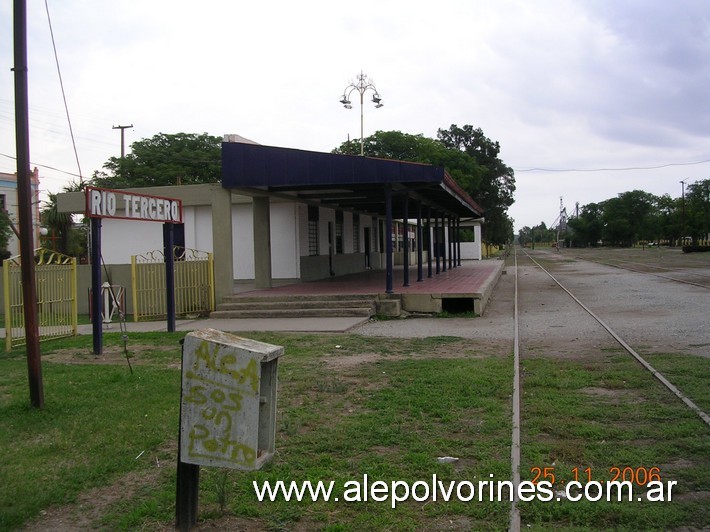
[131,248,214,321]
[3,248,78,351]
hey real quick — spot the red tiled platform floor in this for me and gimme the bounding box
[237,260,503,297]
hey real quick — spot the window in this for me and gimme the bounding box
[0,194,5,211]
[308,206,319,256]
[335,211,343,254]
[353,214,360,253]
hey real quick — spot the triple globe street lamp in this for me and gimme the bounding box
[339,71,383,156]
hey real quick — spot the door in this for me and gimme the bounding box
[364,227,371,269]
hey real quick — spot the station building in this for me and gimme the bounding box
[57,138,485,313]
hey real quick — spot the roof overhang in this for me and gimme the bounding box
[221,142,484,219]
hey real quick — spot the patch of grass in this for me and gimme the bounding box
[3,331,708,530]
[2,332,514,530]
[0,358,180,530]
[519,355,710,529]
[640,352,710,413]
[437,310,479,318]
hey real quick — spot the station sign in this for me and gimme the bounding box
[85,186,182,223]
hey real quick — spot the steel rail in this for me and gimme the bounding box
[509,247,522,532]
[522,249,710,428]
[575,257,710,289]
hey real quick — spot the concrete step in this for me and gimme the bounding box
[215,299,376,311]
[221,293,377,304]
[210,307,374,319]
[211,293,377,320]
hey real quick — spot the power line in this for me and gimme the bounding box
[0,152,83,178]
[515,159,710,173]
[45,0,84,184]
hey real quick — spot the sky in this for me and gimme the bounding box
[1,0,709,231]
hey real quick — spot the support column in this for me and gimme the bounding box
[403,195,409,287]
[449,216,454,270]
[211,185,234,304]
[441,214,447,272]
[457,218,462,266]
[435,211,440,274]
[385,186,393,294]
[454,219,458,267]
[253,196,272,289]
[91,217,102,356]
[426,206,433,278]
[164,223,176,333]
[416,202,423,282]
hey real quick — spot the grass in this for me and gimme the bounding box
[1,331,708,530]
[519,353,710,530]
[0,332,513,531]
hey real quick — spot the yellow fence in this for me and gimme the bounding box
[131,248,214,322]
[3,248,78,351]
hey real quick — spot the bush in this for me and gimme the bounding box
[682,245,710,253]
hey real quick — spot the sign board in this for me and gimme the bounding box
[85,186,183,223]
[179,329,283,471]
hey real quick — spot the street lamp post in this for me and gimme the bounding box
[339,71,383,156]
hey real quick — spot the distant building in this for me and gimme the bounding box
[0,168,42,256]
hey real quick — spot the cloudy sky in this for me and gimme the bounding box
[1,0,709,231]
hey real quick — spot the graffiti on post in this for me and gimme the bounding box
[179,329,282,471]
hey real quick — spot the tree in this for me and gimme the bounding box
[92,132,222,188]
[41,180,86,256]
[0,209,14,260]
[600,190,656,246]
[567,202,603,247]
[437,125,516,245]
[686,179,710,242]
[334,126,516,245]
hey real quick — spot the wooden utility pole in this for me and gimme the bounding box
[14,0,44,408]
[112,124,133,158]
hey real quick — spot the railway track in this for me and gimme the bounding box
[574,255,710,289]
[509,247,709,530]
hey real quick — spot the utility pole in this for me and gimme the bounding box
[680,178,688,246]
[14,0,44,408]
[113,124,132,182]
[113,124,133,158]
[556,197,565,251]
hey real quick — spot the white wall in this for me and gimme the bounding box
[98,206,216,264]
[270,202,299,279]
[191,205,214,252]
[99,218,165,263]
[232,203,254,279]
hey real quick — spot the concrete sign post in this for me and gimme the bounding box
[176,329,283,529]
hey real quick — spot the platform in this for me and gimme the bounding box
[235,259,505,316]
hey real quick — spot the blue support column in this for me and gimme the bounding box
[385,186,393,294]
[435,211,440,274]
[90,217,102,355]
[403,195,409,287]
[427,206,433,278]
[416,202,423,282]
[448,216,454,270]
[442,214,447,272]
[164,223,176,333]
[457,218,462,266]
[451,218,458,268]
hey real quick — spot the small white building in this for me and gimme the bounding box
[0,168,42,256]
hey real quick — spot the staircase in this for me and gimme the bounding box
[210,293,377,319]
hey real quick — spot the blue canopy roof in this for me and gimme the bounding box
[221,142,483,218]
